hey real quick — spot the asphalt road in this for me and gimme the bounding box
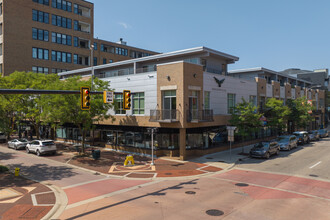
[236,137,330,180]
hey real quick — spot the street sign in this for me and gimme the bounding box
[103,91,114,103]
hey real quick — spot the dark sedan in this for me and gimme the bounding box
[250,141,280,159]
[276,135,298,150]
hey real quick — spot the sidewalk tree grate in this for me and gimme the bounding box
[185,191,196,195]
[235,183,249,187]
[206,209,224,216]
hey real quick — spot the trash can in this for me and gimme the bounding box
[92,149,100,160]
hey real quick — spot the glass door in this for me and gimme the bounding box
[163,90,176,120]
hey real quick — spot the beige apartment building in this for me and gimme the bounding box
[58,47,326,160]
[0,0,157,76]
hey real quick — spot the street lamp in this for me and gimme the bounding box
[90,44,95,92]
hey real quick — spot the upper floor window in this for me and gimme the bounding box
[32,10,49,24]
[32,47,49,60]
[133,92,145,114]
[52,32,72,46]
[103,58,106,64]
[204,91,210,109]
[93,57,97,66]
[93,42,97,50]
[33,0,49,6]
[115,47,128,56]
[52,14,72,29]
[52,0,72,12]
[51,50,72,63]
[32,28,49,42]
[115,94,126,115]
[32,66,49,74]
[227,93,236,114]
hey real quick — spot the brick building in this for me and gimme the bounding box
[0,0,157,76]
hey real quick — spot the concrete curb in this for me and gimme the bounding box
[41,184,68,220]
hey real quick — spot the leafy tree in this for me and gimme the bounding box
[230,98,263,145]
[287,97,313,131]
[264,98,291,135]
[54,76,114,153]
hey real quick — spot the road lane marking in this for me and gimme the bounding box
[309,161,322,169]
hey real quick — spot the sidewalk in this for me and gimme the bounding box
[190,144,255,169]
[0,170,56,220]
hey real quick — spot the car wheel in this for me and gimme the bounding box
[36,150,41,156]
[276,149,280,155]
[26,147,30,154]
[14,146,17,150]
[265,152,270,159]
[52,152,56,156]
[288,146,291,151]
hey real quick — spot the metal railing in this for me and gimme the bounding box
[186,109,214,122]
[149,109,180,122]
[136,65,157,74]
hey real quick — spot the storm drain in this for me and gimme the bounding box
[206,157,213,160]
[206,209,224,216]
[235,183,249,187]
[165,173,172,175]
[185,191,196,195]
[309,174,319,177]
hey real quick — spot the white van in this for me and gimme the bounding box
[0,132,6,143]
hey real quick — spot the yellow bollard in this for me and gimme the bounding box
[14,167,20,177]
[124,155,135,166]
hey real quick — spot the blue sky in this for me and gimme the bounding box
[90,0,330,72]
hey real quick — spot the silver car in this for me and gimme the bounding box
[26,140,57,156]
[8,138,29,150]
[276,135,298,151]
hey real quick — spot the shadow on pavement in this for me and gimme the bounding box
[7,163,78,182]
[0,151,16,161]
[66,179,199,220]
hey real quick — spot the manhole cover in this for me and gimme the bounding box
[235,183,249,187]
[309,174,318,177]
[154,202,159,204]
[206,157,213,159]
[185,191,196,195]
[206,209,224,216]
[165,173,172,175]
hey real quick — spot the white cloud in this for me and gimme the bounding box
[118,22,130,29]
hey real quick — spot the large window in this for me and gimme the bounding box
[32,28,49,42]
[133,92,145,114]
[52,14,72,29]
[32,66,49,74]
[52,32,72,45]
[33,0,49,6]
[115,94,126,114]
[52,0,72,12]
[227,93,236,114]
[32,47,49,60]
[249,95,257,107]
[51,50,72,63]
[115,47,128,56]
[204,91,210,109]
[32,10,49,24]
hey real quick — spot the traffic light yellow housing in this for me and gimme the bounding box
[81,87,91,110]
[123,90,131,110]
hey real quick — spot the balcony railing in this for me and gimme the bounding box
[149,109,180,122]
[186,110,214,122]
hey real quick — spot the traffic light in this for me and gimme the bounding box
[81,87,91,110]
[123,90,131,110]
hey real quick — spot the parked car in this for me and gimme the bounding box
[318,129,329,138]
[249,141,280,159]
[293,131,310,145]
[0,132,6,143]
[308,130,320,141]
[26,140,57,156]
[276,135,298,150]
[8,138,29,150]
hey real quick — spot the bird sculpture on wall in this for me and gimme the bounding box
[214,77,225,87]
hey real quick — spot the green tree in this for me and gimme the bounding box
[230,98,263,145]
[287,97,313,131]
[54,76,114,153]
[264,98,291,135]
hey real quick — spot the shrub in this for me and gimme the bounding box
[0,165,9,173]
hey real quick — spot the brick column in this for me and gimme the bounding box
[179,128,186,160]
